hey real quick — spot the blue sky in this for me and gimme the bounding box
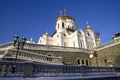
[0,0,120,44]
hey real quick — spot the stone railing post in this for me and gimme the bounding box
[23,61,33,77]
[80,65,86,76]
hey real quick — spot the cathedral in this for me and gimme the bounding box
[0,10,120,67]
[38,10,101,50]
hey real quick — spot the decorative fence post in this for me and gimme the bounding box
[80,65,86,76]
[23,61,33,77]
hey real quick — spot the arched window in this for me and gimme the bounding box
[77,59,80,64]
[79,31,81,34]
[63,34,66,36]
[86,60,89,66]
[87,33,90,36]
[62,22,64,28]
[82,60,84,64]
[47,54,52,61]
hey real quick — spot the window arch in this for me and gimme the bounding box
[58,23,59,29]
[86,60,89,66]
[82,60,84,64]
[87,32,90,36]
[79,31,81,34]
[47,54,52,61]
[62,22,64,28]
[77,59,80,64]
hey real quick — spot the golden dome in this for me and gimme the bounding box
[86,26,93,30]
[45,32,50,37]
[57,15,75,21]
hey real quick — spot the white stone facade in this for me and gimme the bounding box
[38,12,101,50]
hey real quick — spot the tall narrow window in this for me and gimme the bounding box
[47,55,52,61]
[62,22,64,28]
[87,33,90,36]
[82,60,84,64]
[79,31,81,34]
[86,60,89,66]
[58,24,59,29]
[77,59,80,64]
[81,42,82,48]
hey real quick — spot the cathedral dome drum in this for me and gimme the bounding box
[56,9,78,31]
[57,15,75,21]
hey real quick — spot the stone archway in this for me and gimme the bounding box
[107,62,113,67]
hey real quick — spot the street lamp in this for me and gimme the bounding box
[14,35,26,62]
[12,35,26,73]
[94,50,98,67]
[89,50,99,67]
[89,54,94,66]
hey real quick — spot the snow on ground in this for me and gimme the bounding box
[0,74,120,80]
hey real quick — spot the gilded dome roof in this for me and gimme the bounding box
[86,21,93,30]
[45,32,51,37]
[57,15,75,21]
[86,26,93,30]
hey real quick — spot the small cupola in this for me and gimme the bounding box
[86,21,93,31]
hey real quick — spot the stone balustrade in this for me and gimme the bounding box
[24,43,90,53]
[0,42,90,53]
[0,61,120,77]
[5,49,62,64]
[0,42,13,50]
[0,39,120,53]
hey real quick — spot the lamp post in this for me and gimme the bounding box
[12,35,26,73]
[89,54,94,66]
[94,50,98,67]
[14,35,26,62]
[89,51,98,67]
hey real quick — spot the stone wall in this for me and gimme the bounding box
[1,42,120,67]
[93,43,120,67]
[24,49,90,65]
